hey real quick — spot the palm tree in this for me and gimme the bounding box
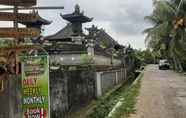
[144,0,186,71]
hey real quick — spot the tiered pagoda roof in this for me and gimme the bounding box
[45,6,122,59]
[45,23,86,42]
[85,25,124,59]
[46,23,74,42]
[46,4,92,42]
[61,4,93,23]
[87,25,118,49]
[87,25,119,52]
[19,11,51,28]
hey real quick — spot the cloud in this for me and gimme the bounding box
[110,0,153,36]
[73,0,153,49]
[0,0,153,49]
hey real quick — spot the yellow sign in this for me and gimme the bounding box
[0,12,37,22]
[0,0,36,6]
[0,28,40,38]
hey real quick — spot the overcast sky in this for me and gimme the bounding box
[0,0,153,49]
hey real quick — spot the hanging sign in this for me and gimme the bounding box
[0,12,37,22]
[0,28,40,38]
[0,0,36,6]
[20,55,50,118]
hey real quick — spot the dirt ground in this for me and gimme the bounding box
[129,65,186,118]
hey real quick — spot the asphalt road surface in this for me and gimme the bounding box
[130,65,186,118]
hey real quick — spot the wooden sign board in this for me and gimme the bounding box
[0,28,40,38]
[0,45,41,52]
[0,12,37,22]
[0,0,36,6]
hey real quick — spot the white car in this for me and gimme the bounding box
[159,59,170,70]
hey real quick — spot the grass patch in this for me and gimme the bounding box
[87,72,143,118]
[110,73,143,118]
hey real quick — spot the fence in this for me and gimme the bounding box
[96,68,125,97]
[49,65,137,118]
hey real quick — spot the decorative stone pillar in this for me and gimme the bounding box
[116,71,118,84]
[86,39,94,56]
[96,72,103,97]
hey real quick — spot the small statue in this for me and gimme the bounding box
[74,4,80,14]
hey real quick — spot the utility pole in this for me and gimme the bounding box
[13,6,18,28]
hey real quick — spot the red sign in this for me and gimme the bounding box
[0,12,37,22]
[0,0,36,6]
[24,108,47,118]
[0,28,40,38]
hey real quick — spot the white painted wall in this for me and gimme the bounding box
[50,54,122,66]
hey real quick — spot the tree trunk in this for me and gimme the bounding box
[176,57,183,72]
[173,55,178,71]
[172,54,183,72]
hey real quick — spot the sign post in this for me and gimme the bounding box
[0,0,36,6]
[20,55,49,118]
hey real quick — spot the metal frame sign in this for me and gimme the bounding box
[20,55,50,118]
[0,0,36,6]
[0,28,40,38]
[0,12,37,22]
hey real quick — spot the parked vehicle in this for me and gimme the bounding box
[159,59,170,70]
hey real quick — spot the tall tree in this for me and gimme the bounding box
[144,0,186,71]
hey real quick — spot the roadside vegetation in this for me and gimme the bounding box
[87,72,143,118]
[110,74,142,118]
[144,0,186,72]
[134,49,156,67]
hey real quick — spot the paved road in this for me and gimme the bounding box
[130,65,186,118]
